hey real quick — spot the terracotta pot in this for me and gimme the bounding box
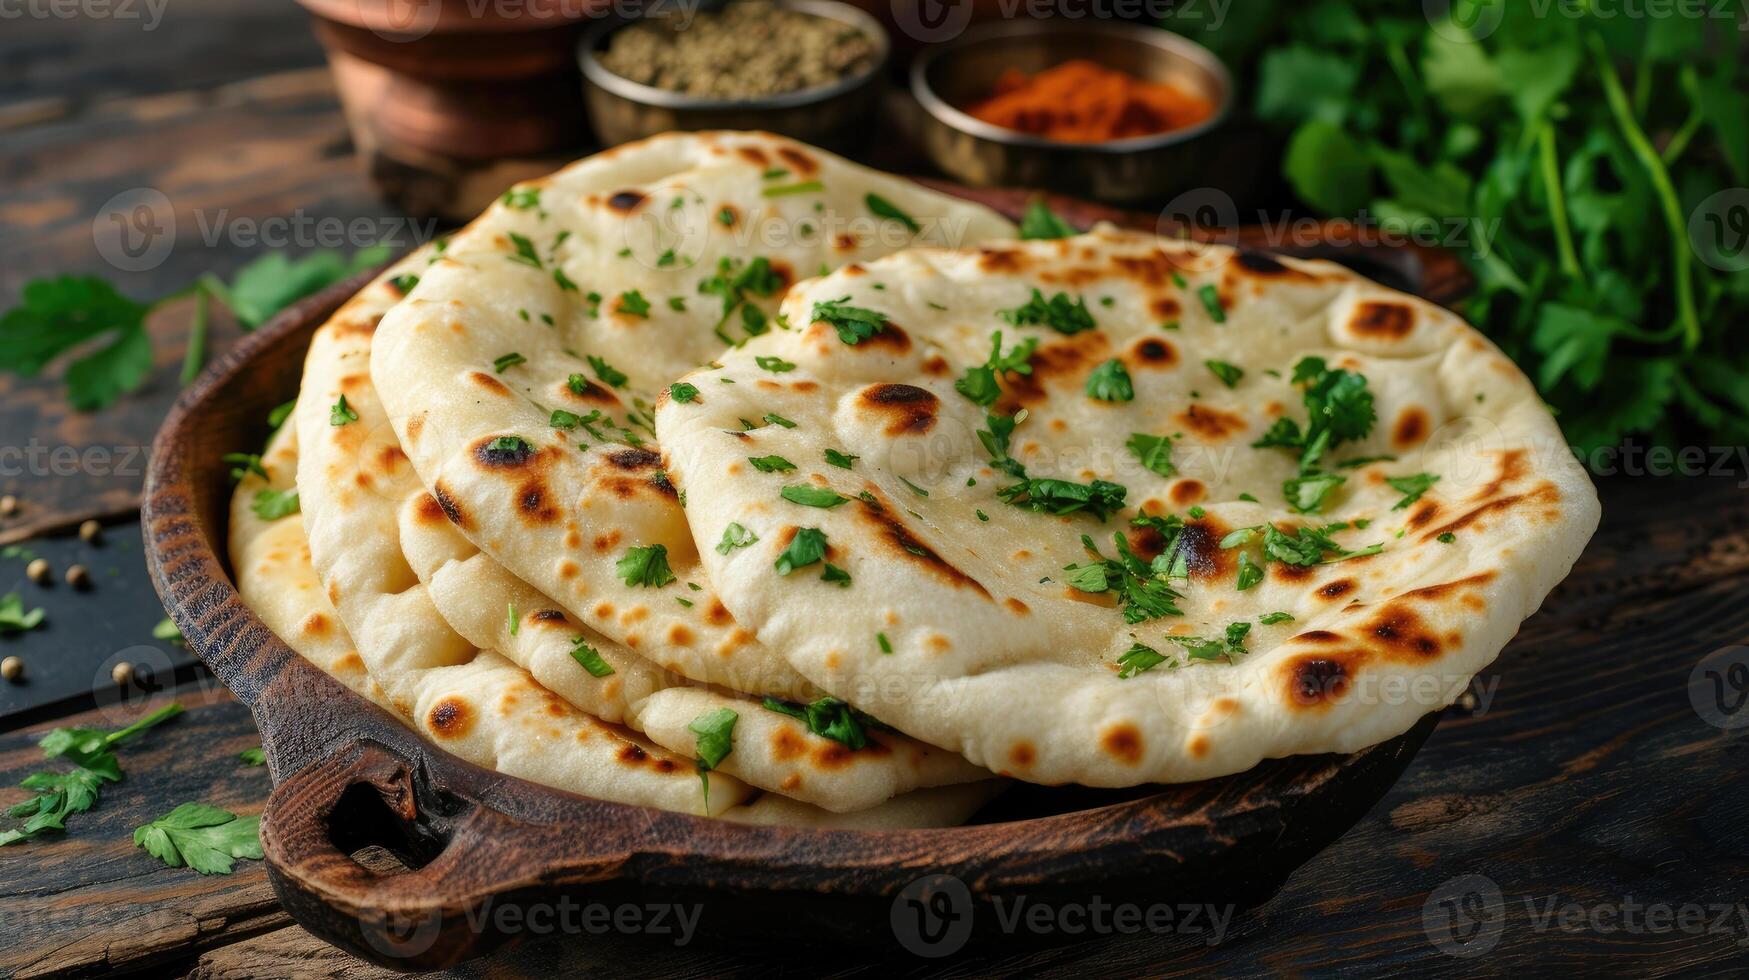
[296,0,612,220]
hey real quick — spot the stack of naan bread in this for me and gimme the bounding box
[230,132,1598,826]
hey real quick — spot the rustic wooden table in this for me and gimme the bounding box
[3,5,1747,977]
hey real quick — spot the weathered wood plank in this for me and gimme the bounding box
[0,686,290,979]
[0,68,412,544]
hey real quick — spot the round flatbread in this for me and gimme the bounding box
[655,228,1601,786]
[235,420,996,826]
[368,131,1015,694]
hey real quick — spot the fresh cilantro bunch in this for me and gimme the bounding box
[1172,0,1749,458]
[0,245,389,410]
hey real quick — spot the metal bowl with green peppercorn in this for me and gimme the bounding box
[580,0,889,150]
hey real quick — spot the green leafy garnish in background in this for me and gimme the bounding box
[0,245,389,410]
[1166,1,1749,458]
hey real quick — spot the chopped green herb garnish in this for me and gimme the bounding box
[1126,432,1175,478]
[616,290,651,318]
[781,485,848,508]
[1205,360,1244,388]
[493,352,526,373]
[1085,359,1134,402]
[865,193,920,232]
[955,330,1036,407]
[1386,473,1440,510]
[507,232,542,269]
[669,382,700,403]
[1259,611,1294,625]
[588,355,628,388]
[775,527,828,575]
[250,488,299,521]
[329,394,358,426]
[569,638,615,677]
[999,289,1095,335]
[756,355,796,372]
[1197,283,1226,322]
[811,297,889,345]
[616,544,675,588]
[824,448,858,469]
[1117,643,1167,678]
[717,522,759,555]
[748,455,795,473]
[1018,200,1077,240]
[762,180,825,198]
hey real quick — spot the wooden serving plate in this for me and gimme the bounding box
[143,189,1467,971]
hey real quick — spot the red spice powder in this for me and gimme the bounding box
[966,59,1215,143]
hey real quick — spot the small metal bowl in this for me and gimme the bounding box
[911,21,1233,204]
[579,0,889,150]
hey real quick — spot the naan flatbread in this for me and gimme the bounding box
[237,420,995,826]
[292,188,990,813]
[655,228,1601,786]
[368,132,1015,696]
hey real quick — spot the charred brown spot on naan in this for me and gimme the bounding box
[433,483,470,530]
[467,370,512,396]
[606,190,647,213]
[770,725,807,761]
[1392,407,1430,449]
[1152,514,1234,581]
[1111,249,1180,288]
[1127,337,1177,369]
[840,263,866,277]
[413,492,448,525]
[736,146,769,167]
[517,479,561,524]
[428,697,474,738]
[1473,449,1530,500]
[1169,480,1206,507]
[1175,405,1247,441]
[977,247,1028,273]
[854,494,991,599]
[806,318,911,353]
[1287,656,1350,708]
[1360,605,1445,659]
[1151,296,1182,320]
[1425,483,1561,539]
[1003,597,1030,616]
[531,609,568,625]
[1350,301,1415,340]
[1008,741,1036,769]
[404,412,425,443]
[777,146,818,175]
[605,447,663,470]
[1294,630,1343,644]
[472,436,541,469]
[299,612,331,637]
[1099,723,1144,765]
[996,332,1111,410]
[858,383,939,435]
[813,736,891,770]
[1317,578,1356,601]
[832,232,860,252]
[560,377,618,405]
[705,599,734,626]
[1407,500,1441,529]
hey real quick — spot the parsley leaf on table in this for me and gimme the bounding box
[132,803,263,875]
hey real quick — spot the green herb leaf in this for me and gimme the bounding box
[865,193,920,232]
[616,544,675,588]
[824,449,859,469]
[250,488,299,521]
[689,708,738,771]
[1126,433,1176,478]
[748,455,796,473]
[1018,200,1077,240]
[1085,359,1134,402]
[780,485,849,508]
[1205,359,1244,388]
[1117,643,1167,678]
[669,382,700,403]
[999,289,1095,335]
[811,297,889,345]
[1386,472,1441,510]
[717,522,759,555]
[569,638,615,677]
[774,527,828,575]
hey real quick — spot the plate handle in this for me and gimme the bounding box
[257,740,581,969]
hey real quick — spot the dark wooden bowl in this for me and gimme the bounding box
[142,189,1467,971]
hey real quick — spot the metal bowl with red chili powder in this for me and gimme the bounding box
[911,21,1232,202]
